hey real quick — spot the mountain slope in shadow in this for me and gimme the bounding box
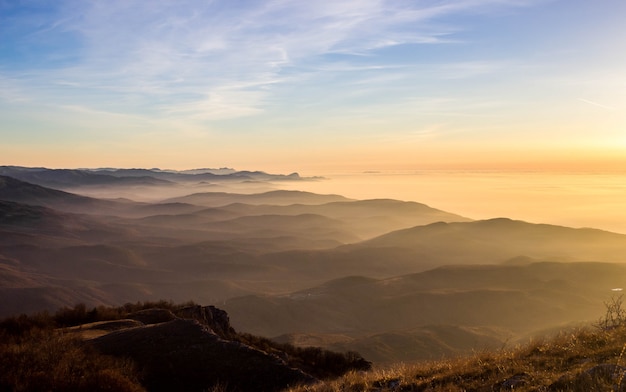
[223,261,626,363]
[0,175,143,216]
[92,318,315,392]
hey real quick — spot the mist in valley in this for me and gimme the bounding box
[2,2,625,390]
[2,166,626,364]
[277,170,626,235]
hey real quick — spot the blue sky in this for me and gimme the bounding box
[1,0,625,172]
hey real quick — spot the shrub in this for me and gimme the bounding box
[596,294,626,330]
[0,311,55,336]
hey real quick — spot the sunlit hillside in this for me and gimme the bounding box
[4,299,626,391]
[289,301,626,391]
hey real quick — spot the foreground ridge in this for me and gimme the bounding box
[5,300,626,391]
[288,323,626,391]
[0,301,371,392]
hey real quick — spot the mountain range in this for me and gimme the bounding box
[2,166,626,363]
[0,166,307,189]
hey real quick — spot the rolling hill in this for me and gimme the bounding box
[0,176,475,319]
[4,168,626,366]
[0,175,142,216]
[223,261,626,363]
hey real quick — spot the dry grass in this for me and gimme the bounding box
[0,301,369,391]
[5,300,626,391]
[0,329,145,392]
[287,326,626,392]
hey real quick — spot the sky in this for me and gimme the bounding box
[1,0,625,173]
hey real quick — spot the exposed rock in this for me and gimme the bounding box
[495,372,530,390]
[91,318,315,392]
[177,305,235,337]
[373,377,402,390]
[128,308,176,325]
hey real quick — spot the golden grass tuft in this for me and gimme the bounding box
[287,325,626,391]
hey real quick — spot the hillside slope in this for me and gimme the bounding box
[0,302,370,392]
[288,320,626,392]
[224,262,626,363]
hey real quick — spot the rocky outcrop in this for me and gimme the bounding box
[177,305,235,337]
[91,318,316,392]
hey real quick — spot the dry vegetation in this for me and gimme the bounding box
[0,301,185,392]
[0,301,369,392]
[3,299,626,391]
[288,297,626,392]
[0,329,145,392]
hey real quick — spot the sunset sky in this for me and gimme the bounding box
[1,0,625,173]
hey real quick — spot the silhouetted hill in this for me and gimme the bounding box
[129,202,206,216]
[360,218,626,264]
[0,166,172,188]
[0,175,92,206]
[242,217,626,287]
[91,168,242,182]
[0,175,142,215]
[0,167,316,190]
[7,197,626,323]
[0,199,138,246]
[129,212,359,243]
[93,318,315,391]
[127,198,469,245]
[0,302,370,392]
[0,200,73,229]
[215,199,471,238]
[95,168,305,182]
[164,190,351,207]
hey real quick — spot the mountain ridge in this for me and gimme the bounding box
[0,166,317,189]
[3,166,626,367]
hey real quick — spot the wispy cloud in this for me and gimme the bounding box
[0,75,30,103]
[578,98,616,111]
[1,0,545,127]
[437,61,509,79]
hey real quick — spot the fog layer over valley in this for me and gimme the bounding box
[2,166,626,363]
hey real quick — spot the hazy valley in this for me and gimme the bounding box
[3,166,626,391]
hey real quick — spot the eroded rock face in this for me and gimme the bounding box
[91,318,316,392]
[177,305,235,337]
